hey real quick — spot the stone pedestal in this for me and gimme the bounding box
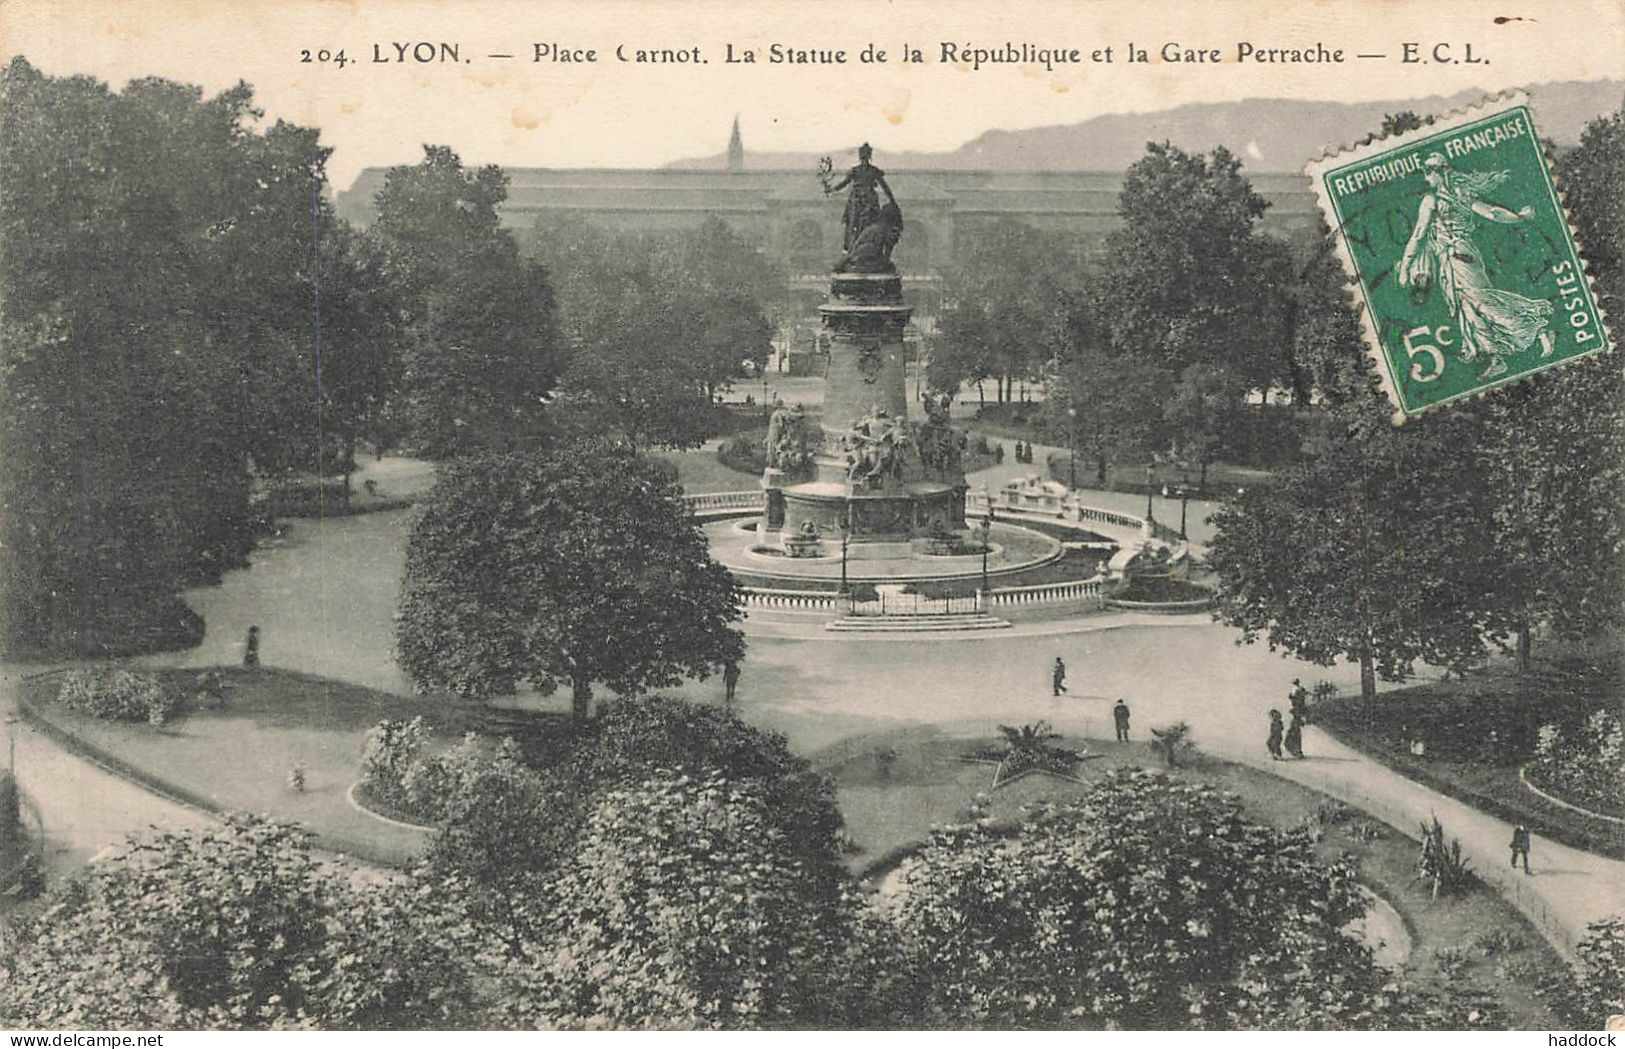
[776,270,968,549]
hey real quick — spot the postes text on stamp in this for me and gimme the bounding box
[1307,92,1611,422]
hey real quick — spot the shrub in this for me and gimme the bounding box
[994,720,1080,780]
[1416,816,1475,897]
[1527,711,1625,816]
[1474,928,1527,956]
[0,770,21,851]
[0,817,476,1029]
[1541,915,1625,1026]
[1433,945,1472,979]
[359,716,430,810]
[581,697,845,872]
[55,669,180,724]
[893,769,1462,1029]
[716,432,768,475]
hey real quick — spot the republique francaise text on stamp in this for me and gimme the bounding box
[1306,92,1612,423]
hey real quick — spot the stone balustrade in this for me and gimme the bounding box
[683,490,765,514]
[981,575,1106,610]
[741,587,840,613]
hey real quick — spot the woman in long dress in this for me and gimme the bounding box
[1397,153,1556,379]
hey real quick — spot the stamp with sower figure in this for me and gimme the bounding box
[1307,92,1612,423]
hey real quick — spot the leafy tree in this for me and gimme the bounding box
[1098,143,1279,389]
[1163,361,1244,488]
[0,817,476,1029]
[892,769,1485,1029]
[1208,384,1508,707]
[1045,291,1168,486]
[934,219,1077,404]
[0,60,344,654]
[371,146,560,456]
[505,771,907,1029]
[395,441,743,720]
[535,215,777,449]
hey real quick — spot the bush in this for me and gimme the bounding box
[359,716,430,811]
[1528,711,1624,816]
[581,697,845,873]
[0,817,477,1029]
[260,477,351,518]
[55,669,181,724]
[1541,915,1625,1027]
[716,432,768,475]
[893,768,1469,1029]
[0,770,21,851]
[1416,816,1475,897]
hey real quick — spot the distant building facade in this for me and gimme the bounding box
[335,131,1324,373]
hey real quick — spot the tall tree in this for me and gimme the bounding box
[371,146,560,456]
[395,441,744,720]
[0,59,342,654]
[934,219,1075,404]
[1098,143,1276,384]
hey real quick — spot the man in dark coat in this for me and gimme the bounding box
[723,659,741,705]
[1113,698,1131,742]
[1510,824,1531,873]
[1052,657,1068,696]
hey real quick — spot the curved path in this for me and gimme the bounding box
[9,449,1621,964]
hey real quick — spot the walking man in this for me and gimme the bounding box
[1113,698,1131,742]
[723,659,741,705]
[243,625,260,668]
[1052,657,1068,696]
[1267,709,1285,760]
[1510,823,1532,874]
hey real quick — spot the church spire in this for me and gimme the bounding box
[727,115,744,172]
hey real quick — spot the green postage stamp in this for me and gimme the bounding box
[1307,91,1611,423]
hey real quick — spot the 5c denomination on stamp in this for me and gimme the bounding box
[1306,92,1612,423]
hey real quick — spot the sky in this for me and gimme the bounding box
[4,0,1623,191]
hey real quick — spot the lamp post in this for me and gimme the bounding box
[839,506,851,594]
[1144,463,1156,523]
[1066,406,1078,490]
[5,713,17,774]
[1178,467,1191,539]
[978,513,992,593]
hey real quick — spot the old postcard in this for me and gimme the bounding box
[2,0,1622,1036]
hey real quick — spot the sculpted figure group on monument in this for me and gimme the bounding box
[844,406,910,487]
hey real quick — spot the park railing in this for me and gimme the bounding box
[683,491,764,514]
[847,592,983,617]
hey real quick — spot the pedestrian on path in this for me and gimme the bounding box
[1052,657,1068,696]
[1284,713,1305,759]
[1510,823,1532,874]
[243,625,260,668]
[1289,678,1311,724]
[1267,709,1285,760]
[1113,698,1131,742]
[723,659,741,705]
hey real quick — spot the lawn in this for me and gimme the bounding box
[1316,651,1625,861]
[21,667,574,869]
[809,724,1568,1028]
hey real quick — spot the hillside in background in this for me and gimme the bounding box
[668,80,1623,172]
